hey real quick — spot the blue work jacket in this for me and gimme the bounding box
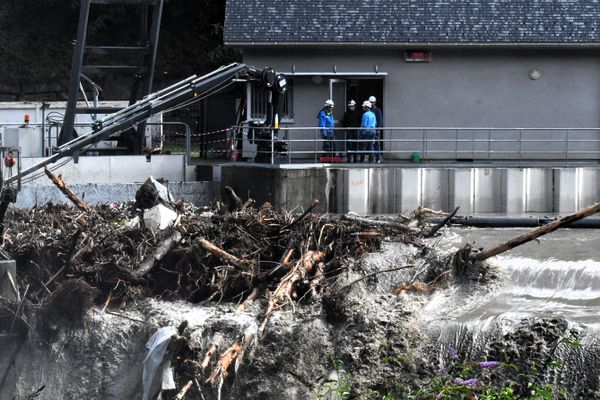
[360,110,377,136]
[318,108,335,138]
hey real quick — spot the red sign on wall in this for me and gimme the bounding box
[405,50,432,62]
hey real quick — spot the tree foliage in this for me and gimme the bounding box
[0,0,239,98]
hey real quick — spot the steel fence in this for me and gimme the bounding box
[189,126,600,165]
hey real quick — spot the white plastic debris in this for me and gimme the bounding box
[148,176,175,205]
[143,204,178,230]
[142,326,178,400]
[125,216,141,229]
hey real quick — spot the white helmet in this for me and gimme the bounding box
[347,100,356,107]
[368,96,376,103]
[362,100,372,108]
[324,99,334,107]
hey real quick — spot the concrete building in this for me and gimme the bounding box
[224,0,600,161]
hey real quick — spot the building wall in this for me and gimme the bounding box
[243,47,600,160]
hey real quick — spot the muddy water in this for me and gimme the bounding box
[439,228,600,326]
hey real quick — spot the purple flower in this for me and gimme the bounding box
[438,367,449,375]
[449,347,458,360]
[453,377,481,388]
[478,361,501,368]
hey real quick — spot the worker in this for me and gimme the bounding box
[369,96,383,163]
[342,100,362,163]
[359,101,377,163]
[318,99,336,157]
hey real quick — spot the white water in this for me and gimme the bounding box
[436,228,600,327]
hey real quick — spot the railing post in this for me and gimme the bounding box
[287,128,292,164]
[314,128,318,164]
[271,128,275,165]
[424,129,428,161]
[455,129,458,160]
[565,129,569,165]
[519,130,522,166]
[488,129,491,161]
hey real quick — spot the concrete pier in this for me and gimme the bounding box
[221,165,600,214]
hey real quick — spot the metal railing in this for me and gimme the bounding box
[189,126,600,166]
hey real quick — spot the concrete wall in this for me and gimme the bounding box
[16,155,196,186]
[9,155,218,207]
[15,181,218,208]
[222,165,600,215]
[244,47,600,160]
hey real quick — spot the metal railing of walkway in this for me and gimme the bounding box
[189,125,600,166]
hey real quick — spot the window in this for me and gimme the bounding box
[248,78,294,122]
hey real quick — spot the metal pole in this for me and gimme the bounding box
[287,128,292,164]
[314,129,317,164]
[488,129,491,161]
[565,129,569,165]
[271,129,275,165]
[455,129,458,160]
[519,130,522,166]
[424,129,428,161]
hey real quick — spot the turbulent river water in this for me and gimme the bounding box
[425,227,600,397]
[440,227,600,326]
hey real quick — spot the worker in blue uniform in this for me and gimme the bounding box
[318,99,336,156]
[359,100,377,163]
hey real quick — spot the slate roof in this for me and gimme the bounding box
[224,0,600,45]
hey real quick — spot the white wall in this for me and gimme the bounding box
[17,155,196,187]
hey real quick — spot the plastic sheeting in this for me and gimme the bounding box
[142,326,177,400]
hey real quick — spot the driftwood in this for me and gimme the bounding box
[134,230,182,277]
[237,287,259,311]
[44,167,90,212]
[341,214,418,234]
[197,238,255,268]
[6,271,19,302]
[335,264,416,293]
[476,202,600,261]
[175,380,193,400]
[282,199,320,231]
[207,341,242,384]
[260,250,325,333]
[425,206,460,238]
[201,344,219,371]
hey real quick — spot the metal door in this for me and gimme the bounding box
[329,79,346,124]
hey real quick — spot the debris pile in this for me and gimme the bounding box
[2,177,484,398]
[3,198,449,311]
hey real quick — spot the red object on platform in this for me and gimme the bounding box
[4,154,15,168]
[319,156,343,163]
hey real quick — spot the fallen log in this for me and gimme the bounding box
[476,202,600,261]
[44,167,90,212]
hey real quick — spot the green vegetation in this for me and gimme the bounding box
[319,334,587,400]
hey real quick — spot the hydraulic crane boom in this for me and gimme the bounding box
[6,63,286,187]
[0,63,287,227]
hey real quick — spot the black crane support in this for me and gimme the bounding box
[59,0,164,153]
